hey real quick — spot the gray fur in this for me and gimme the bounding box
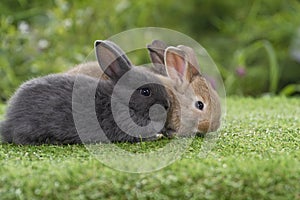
[147,40,168,76]
[0,41,170,145]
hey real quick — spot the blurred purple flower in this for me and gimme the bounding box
[235,67,246,77]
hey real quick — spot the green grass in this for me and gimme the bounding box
[0,97,299,199]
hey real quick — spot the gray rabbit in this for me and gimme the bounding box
[0,40,170,145]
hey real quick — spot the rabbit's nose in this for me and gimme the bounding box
[163,100,170,110]
[198,120,210,133]
[164,104,169,110]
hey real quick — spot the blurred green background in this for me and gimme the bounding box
[1,0,300,102]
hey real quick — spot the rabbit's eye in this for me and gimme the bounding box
[195,101,204,110]
[139,88,151,96]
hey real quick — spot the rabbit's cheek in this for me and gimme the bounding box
[165,112,178,132]
[169,104,181,131]
[210,119,221,132]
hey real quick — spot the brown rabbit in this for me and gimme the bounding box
[167,45,221,135]
[147,40,221,135]
[66,40,221,137]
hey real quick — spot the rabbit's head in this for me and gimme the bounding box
[147,40,221,136]
[95,40,170,137]
[177,45,221,134]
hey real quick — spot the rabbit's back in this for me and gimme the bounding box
[0,73,164,144]
[0,39,171,145]
[0,74,94,144]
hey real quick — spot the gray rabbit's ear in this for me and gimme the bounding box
[95,40,132,81]
[104,40,132,66]
[164,46,188,83]
[147,40,168,76]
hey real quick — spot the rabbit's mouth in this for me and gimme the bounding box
[161,127,176,138]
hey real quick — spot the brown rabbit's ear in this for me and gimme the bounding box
[177,45,200,70]
[164,46,188,83]
[177,45,201,82]
[95,40,132,81]
[147,40,168,76]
